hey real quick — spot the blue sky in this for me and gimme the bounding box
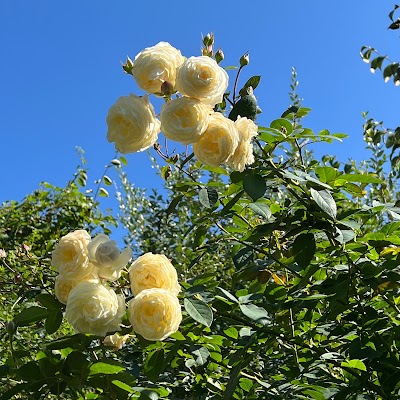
[0,1,398,205]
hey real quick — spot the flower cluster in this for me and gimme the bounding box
[51,230,131,336]
[106,41,258,172]
[52,232,182,341]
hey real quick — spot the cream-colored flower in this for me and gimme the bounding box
[51,230,95,279]
[228,116,258,172]
[103,333,130,350]
[106,94,161,154]
[54,273,100,305]
[65,281,125,336]
[175,56,229,106]
[132,42,185,94]
[129,252,180,296]
[128,288,182,341]
[193,112,239,167]
[160,97,211,145]
[88,234,132,281]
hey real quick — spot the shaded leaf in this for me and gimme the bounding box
[184,298,213,327]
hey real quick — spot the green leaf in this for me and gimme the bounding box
[310,188,337,219]
[248,202,272,219]
[112,380,134,393]
[184,298,213,327]
[89,362,125,375]
[99,188,109,197]
[315,166,340,184]
[192,347,210,366]
[14,306,52,326]
[45,311,63,335]
[119,156,128,165]
[36,293,63,311]
[293,233,316,268]
[103,175,112,186]
[224,326,239,339]
[239,75,261,96]
[270,118,293,135]
[243,173,266,201]
[144,349,164,382]
[217,287,239,303]
[341,173,383,184]
[239,303,269,324]
[341,359,367,372]
[239,377,253,392]
[199,187,218,208]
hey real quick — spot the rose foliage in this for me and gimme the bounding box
[2,26,400,400]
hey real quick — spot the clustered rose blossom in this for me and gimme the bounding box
[106,41,257,171]
[52,231,182,342]
[51,230,132,337]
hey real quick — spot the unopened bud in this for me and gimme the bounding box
[161,81,174,96]
[6,321,17,335]
[0,249,6,258]
[13,274,22,284]
[240,52,250,67]
[170,154,180,164]
[153,142,161,152]
[203,33,214,47]
[122,56,134,75]
[215,49,224,64]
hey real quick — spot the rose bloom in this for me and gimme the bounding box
[193,112,239,167]
[103,333,130,350]
[228,116,258,172]
[175,56,229,106]
[129,252,180,296]
[132,42,185,94]
[128,288,182,341]
[88,234,132,281]
[106,94,161,154]
[51,230,96,279]
[160,97,211,145]
[65,281,125,336]
[54,273,100,305]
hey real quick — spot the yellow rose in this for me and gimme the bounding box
[65,281,125,336]
[129,252,180,296]
[160,97,211,145]
[106,94,161,154]
[128,288,182,341]
[175,56,229,106]
[193,112,239,167]
[88,234,132,281]
[54,273,99,305]
[51,230,96,279]
[228,116,258,172]
[103,333,130,350]
[132,42,185,94]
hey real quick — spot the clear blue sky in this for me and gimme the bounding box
[0,1,398,205]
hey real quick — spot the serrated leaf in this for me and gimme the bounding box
[217,287,239,303]
[184,298,213,327]
[243,173,266,201]
[341,173,383,184]
[310,188,337,219]
[199,187,218,208]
